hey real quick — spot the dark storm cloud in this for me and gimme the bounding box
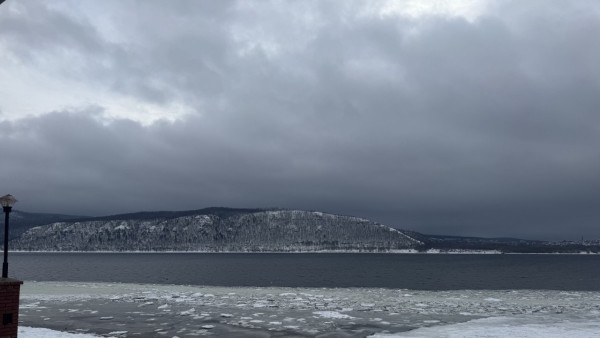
[1,1,599,240]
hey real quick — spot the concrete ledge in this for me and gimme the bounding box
[0,279,23,285]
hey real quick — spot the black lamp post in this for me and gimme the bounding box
[0,195,17,279]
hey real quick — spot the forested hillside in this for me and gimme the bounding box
[13,209,422,252]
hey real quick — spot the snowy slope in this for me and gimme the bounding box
[13,209,421,252]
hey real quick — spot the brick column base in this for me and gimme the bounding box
[0,279,23,338]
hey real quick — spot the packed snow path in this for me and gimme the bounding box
[19,282,600,337]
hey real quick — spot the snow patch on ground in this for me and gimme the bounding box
[20,327,102,337]
[370,315,600,337]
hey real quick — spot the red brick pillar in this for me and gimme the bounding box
[0,279,22,338]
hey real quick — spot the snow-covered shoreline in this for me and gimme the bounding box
[370,315,600,337]
[20,327,101,338]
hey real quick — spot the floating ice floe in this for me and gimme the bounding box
[313,311,354,319]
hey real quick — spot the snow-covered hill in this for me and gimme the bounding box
[12,209,422,252]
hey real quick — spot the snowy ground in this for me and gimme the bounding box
[18,281,600,337]
[20,327,101,337]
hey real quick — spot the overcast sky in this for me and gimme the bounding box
[1,0,599,240]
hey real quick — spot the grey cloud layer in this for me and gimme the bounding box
[1,1,599,239]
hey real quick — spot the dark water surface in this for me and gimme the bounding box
[10,252,600,290]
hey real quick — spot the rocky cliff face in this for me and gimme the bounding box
[13,209,421,252]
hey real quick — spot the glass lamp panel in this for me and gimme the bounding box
[0,195,17,208]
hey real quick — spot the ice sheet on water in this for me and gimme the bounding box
[19,282,600,337]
